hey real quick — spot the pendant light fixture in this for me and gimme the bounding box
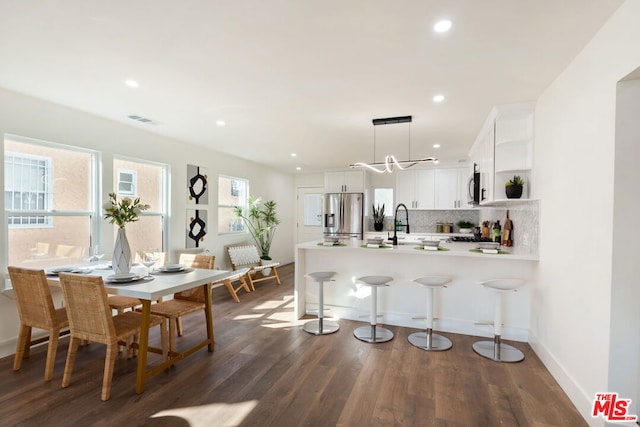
[349,116,438,173]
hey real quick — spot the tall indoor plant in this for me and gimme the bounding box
[103,192,150,274]
[234,197,280,260]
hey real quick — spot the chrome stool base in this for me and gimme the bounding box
[408,329,452,351]
[354,325,393,343]
[472,336,524,363]
[303,319,340,335]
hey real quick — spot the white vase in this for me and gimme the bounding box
[113,227,132,274]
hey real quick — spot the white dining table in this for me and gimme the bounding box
[48,266,232,394]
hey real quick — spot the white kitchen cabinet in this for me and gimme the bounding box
[493,105,533,200]
[434,167,472,209]
[324,170,366,193]
[395,169,435,209]
[469,102,534,205]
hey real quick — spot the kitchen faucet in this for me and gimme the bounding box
[391,203,410,246]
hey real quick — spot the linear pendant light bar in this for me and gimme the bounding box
[350,115,438,173]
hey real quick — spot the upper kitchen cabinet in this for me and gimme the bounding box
[435,167,470,209]
[396,169,435,209]
[469,102,534,205]
[396,166,469,210]
[325,170,367,193]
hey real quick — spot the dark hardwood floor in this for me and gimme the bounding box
[0,263,586,426]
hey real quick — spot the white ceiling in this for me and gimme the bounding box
[0,1,624,173]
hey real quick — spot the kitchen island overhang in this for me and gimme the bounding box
[295,240,538,343]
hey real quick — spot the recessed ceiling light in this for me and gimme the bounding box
[433,143,441,148]
[433,94,445,103]
[296,167,301,171]
[434,19,452,33]
[125,80,139,88]
[291,153,297,157]
[216,120,226,127]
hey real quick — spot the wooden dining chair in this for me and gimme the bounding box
[227,245,281,291]
[147,254,215,352]
[107,251,168,315]
[8,266,70,382]
[58,273,168,401]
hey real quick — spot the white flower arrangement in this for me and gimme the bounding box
[103,192,150,228]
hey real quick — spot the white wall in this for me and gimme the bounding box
[530,0,640,425]
[0,86,295,357]
[609,77,640,417]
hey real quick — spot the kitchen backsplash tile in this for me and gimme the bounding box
[369,210,480,234]
[480,200,539,256]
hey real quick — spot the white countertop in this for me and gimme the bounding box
[299,239,539,261]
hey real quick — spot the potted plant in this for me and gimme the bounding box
[234,197,280,260]
[372,203,385,231]
[456,220,475,234]
[505,175,524,199]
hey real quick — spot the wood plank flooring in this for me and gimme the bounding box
[0,263,586,426]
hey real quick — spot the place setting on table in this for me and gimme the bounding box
[361,237,393,249]
[413,239,450,252]
[318,236,347,247]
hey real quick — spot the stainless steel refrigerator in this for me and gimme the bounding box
[323,193,364,239]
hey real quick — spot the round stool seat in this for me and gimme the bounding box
[479,278,525,291]
[472,278,526,363]
[413,276,451,288]
[353,275,394,343]
[357,275,393,286]
[307,271,337,281]
[303,271,339,335]
[409,276,453,351]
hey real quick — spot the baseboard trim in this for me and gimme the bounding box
[528,331,604,427]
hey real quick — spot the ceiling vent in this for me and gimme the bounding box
[127,114,159,125]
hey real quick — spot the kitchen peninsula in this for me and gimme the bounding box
[295,239,538,342]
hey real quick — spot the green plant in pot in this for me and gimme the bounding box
[372,203,385,231]
[456,220,475,233]
[505,175,524,199]
[234,197,280,260]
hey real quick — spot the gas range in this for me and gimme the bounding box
[450,236,493,243]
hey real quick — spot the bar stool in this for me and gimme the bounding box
[408,276,453,351]
[303,271,339,335]
[353,276,393,343]
[472,278,526,363]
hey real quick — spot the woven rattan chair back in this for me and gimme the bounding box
[59,273,115,342]
[9,266,59,329]
[175,254,215,302]
[8,266,69,381]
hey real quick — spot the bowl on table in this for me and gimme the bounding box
[323,236,340,244]
[477,242,500,250]
[366,238,384,245]
[420,240,441,248]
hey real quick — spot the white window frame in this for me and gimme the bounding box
[218,175,248,235]
[3,134,101,291]
[117,168,137,196]
[4,151,54,228]
[114,156,170,252]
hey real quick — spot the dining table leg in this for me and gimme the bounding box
[135,299,152,394]
[203,283,215,352]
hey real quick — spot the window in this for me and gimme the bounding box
[4,151,53,227]
[117,168,137,196]
[218,175,247,234]
[113,157,168,254]
[4,134,99,277]
[374,188,394,216]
